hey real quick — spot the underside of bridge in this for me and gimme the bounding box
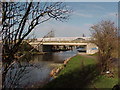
[77,45,87,53]
[42,45,53,52]
[42,45,74,52]
[42,45,88,53]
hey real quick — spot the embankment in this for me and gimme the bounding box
[49,55,77,78]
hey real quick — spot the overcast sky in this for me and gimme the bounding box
[29,2,118,38]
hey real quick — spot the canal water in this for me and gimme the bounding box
[5,49,78,88]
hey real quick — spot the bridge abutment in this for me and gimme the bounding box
[86,43,98,54]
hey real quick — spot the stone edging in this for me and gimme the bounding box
[50,55,76,78]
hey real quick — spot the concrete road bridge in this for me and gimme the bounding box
[29,37,98,54]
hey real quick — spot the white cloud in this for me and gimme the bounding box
[73,11,93,18]
[102,12,117,18]
[107,12,117,17]
[102,12,118,21]
[90,4,105,10]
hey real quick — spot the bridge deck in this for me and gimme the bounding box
[29,42,88,46]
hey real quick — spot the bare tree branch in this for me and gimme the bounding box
[1,2,71,88]
[91,20,118,73]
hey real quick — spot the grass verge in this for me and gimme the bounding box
[43,54,118,88]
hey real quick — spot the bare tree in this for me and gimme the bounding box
[91,20,118,73]
[1,1,71,88]
[2,2,70,62]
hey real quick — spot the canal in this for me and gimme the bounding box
[5,49,78,88]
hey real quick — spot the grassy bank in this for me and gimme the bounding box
[43,54,118,88]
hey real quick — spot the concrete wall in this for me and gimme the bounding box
[86,43,98,54]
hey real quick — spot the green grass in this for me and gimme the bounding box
[58,55,96,76]
[91,75,118,88]
[43,54,118,88]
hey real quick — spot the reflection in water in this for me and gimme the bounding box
[32,49,77,63]
[5,49,78,88]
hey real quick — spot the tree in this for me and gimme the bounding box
[2,2,70,62]
[91,20,117,73]
[1,1,71,88]
[82,33,85,37]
